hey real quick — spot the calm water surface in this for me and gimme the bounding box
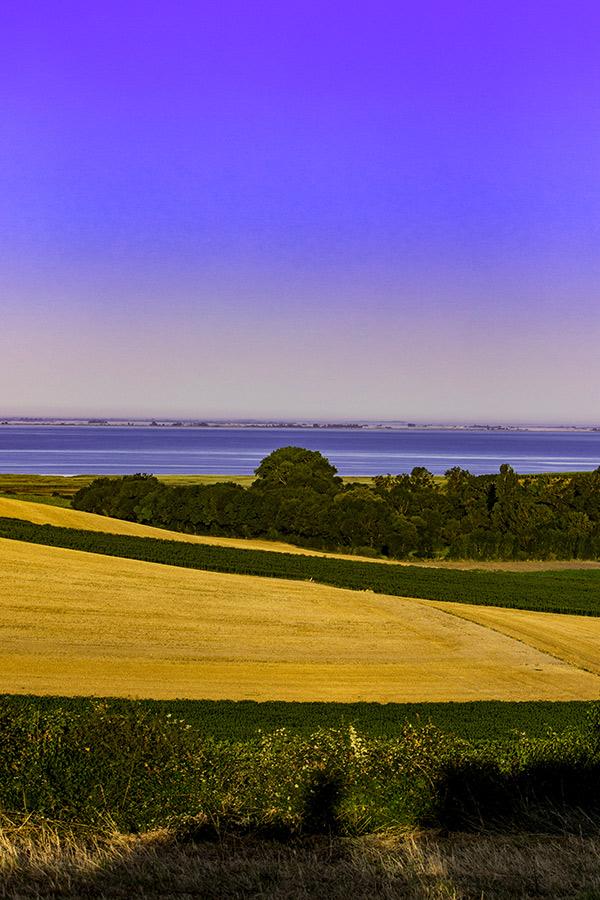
[1,426,599,476]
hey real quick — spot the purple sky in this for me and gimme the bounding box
[1,1,599,423]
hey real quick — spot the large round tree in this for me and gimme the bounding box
[252,446,341,494]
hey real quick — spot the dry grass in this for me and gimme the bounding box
[414,558,600,572]
[1,537,599,701]
[1,823,600,899]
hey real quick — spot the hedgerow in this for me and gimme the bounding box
[2,699,600,835]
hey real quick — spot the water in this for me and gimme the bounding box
[0,426,599,477]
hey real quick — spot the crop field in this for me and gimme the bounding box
[2,536,600,701]
[429,600,600,677]
[3,693,597,741]
[2,493,600,703]
[3,512,600,616]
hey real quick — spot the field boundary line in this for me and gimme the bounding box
[420,598,600,680]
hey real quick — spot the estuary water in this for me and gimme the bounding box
[0,426,599,477]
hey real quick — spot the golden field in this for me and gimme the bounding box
[429,600,600,677]
[1,533,600,701]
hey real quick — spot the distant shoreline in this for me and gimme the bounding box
[1,419,599,433]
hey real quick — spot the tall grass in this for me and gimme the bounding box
[2,826,600,900]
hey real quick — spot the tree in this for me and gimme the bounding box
[250,447,342,544]
[333,486,391,553]
[251,446,342,494]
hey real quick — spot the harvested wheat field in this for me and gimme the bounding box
[428,599,600,677]
[1,537,599,701]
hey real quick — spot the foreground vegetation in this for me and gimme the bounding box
[71,447,600,560]
[4,698,600,897]
[4,826,600,899]
[3,697,600,837]
[0,697,600,839]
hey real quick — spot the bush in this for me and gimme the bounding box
[2,703,600,837]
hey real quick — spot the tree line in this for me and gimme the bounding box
[71,446,600,560]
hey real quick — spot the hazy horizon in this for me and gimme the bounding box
[2,2,599,424]
[2,414,598,430]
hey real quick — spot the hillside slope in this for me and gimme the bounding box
[0,496,327,555]
[2,536,599,701]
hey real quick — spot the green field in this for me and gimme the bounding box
[0,472,374,498]
[1,694,595,742]
[0,472,256,496]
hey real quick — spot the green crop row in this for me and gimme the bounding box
[2,516,600,615]
[1,695,595,743]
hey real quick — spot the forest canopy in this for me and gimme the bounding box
[71,447,600,561]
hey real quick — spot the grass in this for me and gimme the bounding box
[0,473,255,495]
[2,825,600,899]
[0,491,72,507]
[0,474,95,497]
[0,473,376,498]
[2,536,600,701]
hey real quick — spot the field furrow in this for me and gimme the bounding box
[427,600,600,677]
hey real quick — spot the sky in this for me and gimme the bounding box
[1,1,599,424]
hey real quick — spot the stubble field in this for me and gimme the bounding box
[2,520,600,700]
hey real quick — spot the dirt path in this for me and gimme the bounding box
[426,598,600,678]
